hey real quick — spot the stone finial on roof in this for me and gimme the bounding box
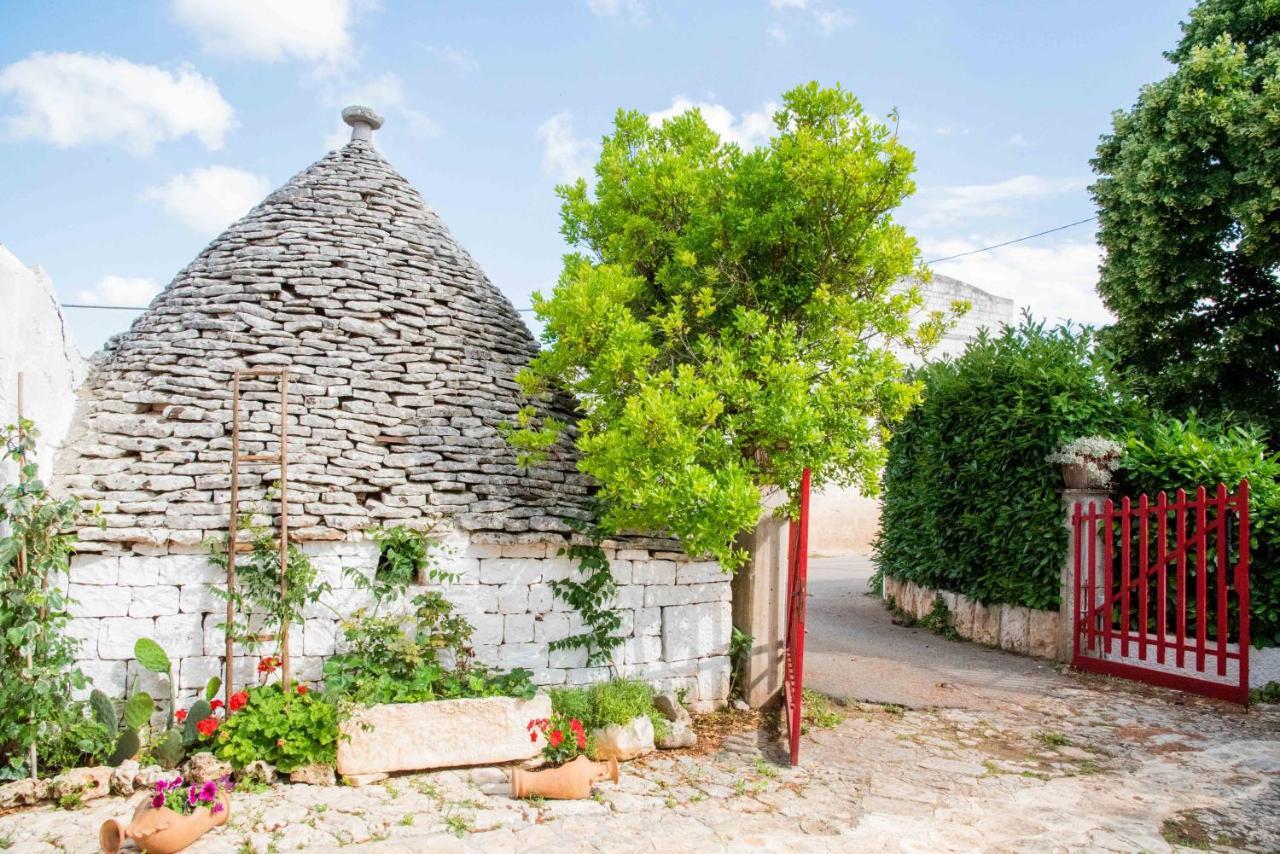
[342,105,384,142]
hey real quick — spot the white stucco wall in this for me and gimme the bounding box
[0,243,87,479]
[808,274,1015,556]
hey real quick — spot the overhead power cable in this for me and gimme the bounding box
[923,216,1096,265]
[60,216,1099,314]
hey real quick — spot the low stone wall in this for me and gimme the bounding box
[882,576,1062,660]
[64,534,732,715]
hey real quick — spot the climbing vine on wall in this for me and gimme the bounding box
[549,542,624,668]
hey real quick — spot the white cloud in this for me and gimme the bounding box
[1008,132,1030,148]
[429,45,477,71]
[587,0,648,22]
[907,175,1084,230]
[934,124,970,136]
[649,97,778,149]
[927,237,1109,327]
[767,0,851,36]
[537,112,597,182]
[172,0,357,65]
[143,166,270,234]
[768,25,788,41]
[321,71,440,141]
[73,275,161,308]
[0,52,234,154]
[813,7,854,33]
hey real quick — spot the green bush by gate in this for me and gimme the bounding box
[874,316,1125,611]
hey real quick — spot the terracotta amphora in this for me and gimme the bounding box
[99,791,231,854]
[510,754,619,800]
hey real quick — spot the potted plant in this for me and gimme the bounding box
[98,774,232,854]
[510,714,618,800]
[1046,436,1123,489]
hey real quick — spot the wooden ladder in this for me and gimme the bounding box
[225,368,292,708]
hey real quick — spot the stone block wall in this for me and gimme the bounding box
[64,534,733,716]
[881,576,1062,660]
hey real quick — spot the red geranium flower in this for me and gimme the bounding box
[257,656,280,674]
[229,691,249,712]
[549,730,564,748]
[196,717,219,737]
[296,684,309,695]
[175,709,188,723]
[209,699,224,712]
[529,731,537,743]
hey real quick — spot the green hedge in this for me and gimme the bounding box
[1119,415,1280,648]
[874,317,1125,610]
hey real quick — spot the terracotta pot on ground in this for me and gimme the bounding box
[510,755,619,800]
[99,791,230,854]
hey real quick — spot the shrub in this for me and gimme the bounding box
[875,316,1128,609]
[212,683,337,772]
[1118,414,1280,648]
[550,679,669,743]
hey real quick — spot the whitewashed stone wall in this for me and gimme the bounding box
[64,535,732,714]
[0,243,87,477]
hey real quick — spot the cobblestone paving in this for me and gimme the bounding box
[3,673,1277,853]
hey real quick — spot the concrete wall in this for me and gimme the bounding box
[0,244,87,478]
[63,533,733,715]
[807,275,1014,556]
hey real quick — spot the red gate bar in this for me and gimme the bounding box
[783,468,811,767]
[1072,480,1251,705]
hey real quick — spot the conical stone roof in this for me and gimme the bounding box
[58,118,590,554]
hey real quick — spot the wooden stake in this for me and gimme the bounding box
[278,371,291,692]
[16,373,36,780]
[225,373,240,711]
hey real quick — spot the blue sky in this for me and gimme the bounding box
[0,0,1189,354]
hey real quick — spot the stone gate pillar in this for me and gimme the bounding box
[1059,488,1110,661]
[730,488,790,708]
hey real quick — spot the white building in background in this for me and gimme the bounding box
[807,274,1015,556]
[0,243,87,477]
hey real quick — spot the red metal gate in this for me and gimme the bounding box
[1072,480,1251,704]
[783,468,811,765]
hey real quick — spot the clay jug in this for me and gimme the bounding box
[510,754,619,800]
[99,791,230,854]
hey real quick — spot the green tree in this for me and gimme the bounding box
[510,83,961,568]
[1090,0,1280,443]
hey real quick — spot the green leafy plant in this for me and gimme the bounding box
[549,540,623,667]
[729,627,752,700]
[507,82,964,570]
[0,419,99,779]
[917,596,960,641]
[1119,414,1280,647]
[322,531,533,705]
[550,678,669,745]
[526,713,590,768]
[875,316,1130,609]
[212,683,337,772]
[207,488,331,685]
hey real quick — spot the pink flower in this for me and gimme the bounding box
[151,793,164,809]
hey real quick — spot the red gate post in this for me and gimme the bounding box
[783,468,811,767]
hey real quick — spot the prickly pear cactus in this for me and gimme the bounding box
[154,729,185,770]
[106,728,141,766]
[182,700,213,747]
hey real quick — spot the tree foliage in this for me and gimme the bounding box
[512,82,960,567]
[1090,0,1280,443]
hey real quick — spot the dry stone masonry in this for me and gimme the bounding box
[53,107,731,711]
